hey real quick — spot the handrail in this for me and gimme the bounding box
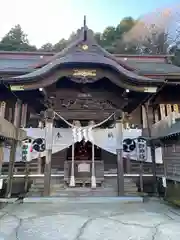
[151,112,180,138]
[0,116,26,140]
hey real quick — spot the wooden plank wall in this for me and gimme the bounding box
[163,144,180,181]
[155,104,180,181]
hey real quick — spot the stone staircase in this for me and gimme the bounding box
[27,177,138,197]
[27,178,45,197]
[103,177,138,196]
[50,186,117,197]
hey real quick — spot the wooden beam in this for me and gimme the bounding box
[54,110,115,120]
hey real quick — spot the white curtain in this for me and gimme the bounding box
[91,127,162,163]
[25,128,73,159]
[2,127,162,163]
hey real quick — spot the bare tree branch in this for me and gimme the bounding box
[122,5,180,54]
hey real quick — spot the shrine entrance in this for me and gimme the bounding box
[3,19,161,197]
[65,139,104,187]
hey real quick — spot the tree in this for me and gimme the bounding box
[0,24,36,51]
[53,39,67,52]
[116,17,136,36]
[94,32,102,45]
[39,43,54,52]
[122,7,180,55]
[101,26,116,46]
[113,17,137,53]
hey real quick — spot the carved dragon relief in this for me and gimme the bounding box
[47,89,125,112]
[53,97,116,110]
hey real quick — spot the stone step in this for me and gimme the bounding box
[50,189,117,197]
[50,193,117,197]
[28,190,138,197]
[28,177,138,197]
[30,185,137,192]
[29,188,44,193]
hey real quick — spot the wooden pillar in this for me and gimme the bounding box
[126,155,131,173]
[8,108,13,123]
[141,105,148,128]
[91,142,96,188]
[69,141,75,187]
[160,104,166,120]
[0,101,6,118]
[116,112,124,196]
[0,101,6,176]
[44,109,54,196]
[166,104,172,116]
[0,142,4,176]
[37,120,43,174]
[6,100,22,198]
[154,109,159,123]
[20,103,28,128]
[13,101,22,126]
[88,121,96,189]
[143,103,158,194]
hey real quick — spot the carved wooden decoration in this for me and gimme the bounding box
[54,98,115,110]
[45,88,124,120]
[70,69,97,84]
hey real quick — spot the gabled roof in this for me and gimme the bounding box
[0,51,179,78]
[115,55,180,76]
[0,18,180,90]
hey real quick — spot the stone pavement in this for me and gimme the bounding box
[0,198,180,240]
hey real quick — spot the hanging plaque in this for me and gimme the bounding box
[73,69,96,77]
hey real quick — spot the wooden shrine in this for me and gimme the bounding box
[1,18,180,196]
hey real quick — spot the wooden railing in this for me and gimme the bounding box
[0,116,26,140]
[105,162,164,175]
[1,162,39,175]
[151,112,180,138]
[130,162,164,175]
[1,161,164,176]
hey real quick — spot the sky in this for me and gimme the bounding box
[0,0,179,47]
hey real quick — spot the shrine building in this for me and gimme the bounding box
[1,20,180,197]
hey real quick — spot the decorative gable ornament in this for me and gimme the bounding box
[81,44,88,50]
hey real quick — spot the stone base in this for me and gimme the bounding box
[23,196,143,204]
